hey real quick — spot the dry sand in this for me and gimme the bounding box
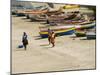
[12,15,96,74]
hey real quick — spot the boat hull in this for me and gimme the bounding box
[75,32,86,37]
[40,29,75,38]
[86,32,96,39]
[39,22,95,32]
[87,35,96,39]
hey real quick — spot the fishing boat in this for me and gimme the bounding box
[48,19,89,25]
[24,9,48,19]
[75,30,86,37]
[39,27,75,38]
[29,14,47,21]
[29,14,65,21]
[47,13,78,24]
[79,22,96,29]
[63,4,80,9]
[29,13,69,21]
[45,9,64,16]
[24,9,48,14]
[63,20,86,24]
[39,22,95,32]
[86,32,96,39]
[86,28,96,39]
[16,7,26,16]
[29,10,65,21]
[39,25,75,32]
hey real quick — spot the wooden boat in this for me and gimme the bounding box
[63,4,80,9]
[79,22,96,30]
[29,10,65,21]
[24,9,48,19]
[63,20,86,24]
[75,30,86,37]
[86,28,96,39]
[39,25,75,32]
[29,13,69,21]
[16,10,26,16]
[39,22,95,32]
[16,9,48,16]
[29,14,47,21]
[15,6,44,16]
[86,32,96,39]
[24,9,48,14]
[47,13,77,23]
[49,19,87,25]
[39,27,75,38]
[45,9,64,16]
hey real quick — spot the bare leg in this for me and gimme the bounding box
[23,44,27,50]
[25,45,27,50]
[48,37,51,45]
[53,43,55,47]
[73,36,76,40]
[51,42,55,47]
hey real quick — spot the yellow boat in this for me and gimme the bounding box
[39,27,75,38]
[63,4,80,9]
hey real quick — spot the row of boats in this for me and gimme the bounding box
[39,22,96,38]
[12,5,96,39]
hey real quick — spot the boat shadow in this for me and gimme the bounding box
[34,36,46,40]
[21,17,28,20]
[44,46,54,49]
[69,36,79,40]
[15,48,26,51]
[40,44,50,46]
[80,38,95,40]
[21,18,34,22]
[40,22,47,24]
[70,36,93,40]
[21,17,43,22]
[40,44,53,49]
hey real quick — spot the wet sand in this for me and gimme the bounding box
[12,15,95,74]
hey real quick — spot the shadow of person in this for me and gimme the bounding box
[40,44,50,46]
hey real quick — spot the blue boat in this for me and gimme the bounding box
[80,22,96,29]
[39,27,75,38]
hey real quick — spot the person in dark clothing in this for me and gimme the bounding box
[22,32,28,50]
[46,19,50,24]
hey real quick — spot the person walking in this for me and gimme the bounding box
[22,32,28,50]
[50,31,56,47]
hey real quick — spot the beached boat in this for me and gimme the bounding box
[63,4,80,9]
[75,30,86,37]
[63,20,86,24]
[80,22,96,29]
[45,9,64,16]
[39,22,95,32]
[39,27,75,38]
[86,28,96,39]
[50,19,87,25]
[47,13,78,23]
[29,10,65,21]
[29,13,69,21]
[29,14,65,21]
[24,9,48,14]
[39,25,74,31]
[16,7,26,16]
[24,9,48,19]
[86,32,96,39]
[29,14,47,21]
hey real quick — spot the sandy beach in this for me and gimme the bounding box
[12,15,95,74]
